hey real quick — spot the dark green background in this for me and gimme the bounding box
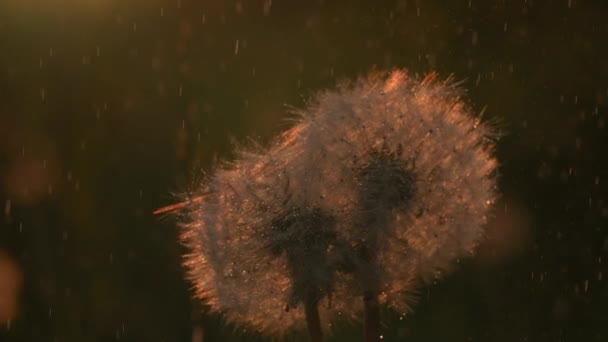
[0,0,607,341]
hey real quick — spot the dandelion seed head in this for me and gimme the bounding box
[181,149,358,336]
[282,68,498,314]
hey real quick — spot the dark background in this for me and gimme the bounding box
[0,0,607,341]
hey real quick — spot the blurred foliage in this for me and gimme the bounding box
[0,0,607,341]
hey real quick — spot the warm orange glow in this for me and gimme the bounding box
[0,252,22,325]
[3,156,59,206]
[383,70,407,93]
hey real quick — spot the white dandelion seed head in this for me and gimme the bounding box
[280,68,498,313]
[180,148,359,336]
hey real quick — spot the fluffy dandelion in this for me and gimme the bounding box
[170,68,498,341]
[278,69,498,341]
[178,142,357,340]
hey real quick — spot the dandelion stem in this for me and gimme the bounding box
[304,292,324,342]
[363,291,380,342]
